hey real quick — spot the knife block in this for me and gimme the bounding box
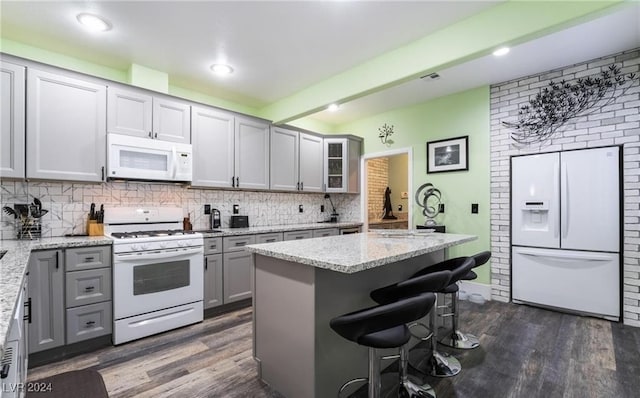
[87,220,104,236]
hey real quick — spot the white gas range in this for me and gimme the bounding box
[104,207,204,345]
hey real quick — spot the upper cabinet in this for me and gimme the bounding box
[0,61,26,178]
[324,137,361,193]
[191,107,269,190]
[107,86,190,144]
[270,127,323,192]
[27,68,107,183]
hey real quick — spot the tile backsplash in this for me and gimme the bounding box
[0,180,361,239]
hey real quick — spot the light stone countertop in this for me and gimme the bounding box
[246,231,477,274]
[0,236,113,358]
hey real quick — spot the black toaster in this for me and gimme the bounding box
[230,215,249,228]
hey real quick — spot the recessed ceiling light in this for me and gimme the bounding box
[210,64,234,75]
[76,13,112,32]
[327,104,340,112]
[493,47,510,57]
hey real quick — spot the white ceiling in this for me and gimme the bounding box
[1,1,638,126]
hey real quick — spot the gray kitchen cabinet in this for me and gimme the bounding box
[203,237,223,255]
[324,137,361,193]
[191,106,235,187]
[223,251,253,303]
[235,116,270,190]
[107,85,190,144]
[28,249,65,353]
[65,245,112,344]
[191,107,269,189]
[1,273,29,395]
[312,228,339,238]
[26,68,106,182]
[255,232,283,244]
[283,230,313,241]
[204,254,223,309]
[0,61,26,178]
[223,235,256,252]
[270,127,323,192]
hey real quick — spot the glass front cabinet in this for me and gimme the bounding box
[323,137,361,193]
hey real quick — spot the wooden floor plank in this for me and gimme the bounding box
[27,301,640,398]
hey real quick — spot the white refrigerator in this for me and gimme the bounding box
[511,146,620,321]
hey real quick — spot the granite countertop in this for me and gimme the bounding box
[195,221,362,237]
[246,230,477,274]
[0,236,113,358]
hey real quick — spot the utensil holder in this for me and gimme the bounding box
[87,220,104,236]
[17,217,41,240]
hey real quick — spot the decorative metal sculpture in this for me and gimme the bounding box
[415,183,442,226]
[503,64,637,146]
[378,123,395,145]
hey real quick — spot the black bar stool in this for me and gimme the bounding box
[330,293,437,398]
[370,270,452,398]
[410,257,476,376]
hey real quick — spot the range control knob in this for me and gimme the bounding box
[140,244,149,250]
[178,241,187,247]
[159,242,168,249]
[130,244,139,251]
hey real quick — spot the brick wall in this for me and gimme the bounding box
[367,158,389,220]
[489,48,640,327]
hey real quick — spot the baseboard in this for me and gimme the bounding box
[458,281,492,301]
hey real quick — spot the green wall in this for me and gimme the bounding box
[338,86,491,284]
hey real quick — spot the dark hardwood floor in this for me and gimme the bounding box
[28,301,640,398]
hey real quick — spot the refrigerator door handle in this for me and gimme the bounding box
[553,161,560,239]
[517,248,612,262]
[560,161,569,240]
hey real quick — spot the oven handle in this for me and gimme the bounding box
[114,247,203,262]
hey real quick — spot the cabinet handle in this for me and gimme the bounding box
[205,257,208,270]
[154,132,158,139]
[232,176,235,188]
[55,251,59,269]
[84,286,95,292]
[101,166,105,181]
[236,177,239,187]
[235,242,245,246]
[85,321,96,328]
[148,131,152,138]
[295,236,304,240]
[297,182,300,190]
[84,256,95,262]
[266,239,275,243]
[301,182,303,190]
[1,364,9,379]
[24,297,32,323]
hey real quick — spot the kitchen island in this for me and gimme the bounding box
[246,231,476,398]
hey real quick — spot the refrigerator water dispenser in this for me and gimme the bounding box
[520,200,549,231]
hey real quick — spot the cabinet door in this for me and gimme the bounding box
[153,97,191,143]
[223,251,253,303]
[204,254,223,309]
[107,86,153,138]
[347,139,361,193]
[28,250,65,353]
[191,106,235,187]
[235,117,270,190]
[299,133,323,192]
[66,301,112,344]
[324,138,347,193]
[27,69,106,182]
[0,61,26,178]
[270,127,299,191]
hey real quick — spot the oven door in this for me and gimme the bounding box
[113,247,203,319]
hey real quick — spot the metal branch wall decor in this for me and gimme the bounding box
[503,64,638,146]
[378,123,395,145]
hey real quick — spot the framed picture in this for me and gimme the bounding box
[426,135,469,173]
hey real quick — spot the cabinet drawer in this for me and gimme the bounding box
[66,268,112,308]
[283,230,313,241]
[312,228,339,238]
[255,233,283,244]
[66,301,112,344]
[223,235,256,252]
[203,237,222,255]
[66,246,111,271]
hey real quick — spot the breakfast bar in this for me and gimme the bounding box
[246,231,476,398]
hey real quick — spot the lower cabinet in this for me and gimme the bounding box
[222,251,253,304]
[204,253,223,309]
[1,274,29,396]
[28,249,64,353]
[27,245,112,355]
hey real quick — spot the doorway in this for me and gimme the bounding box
[361,147,413,231]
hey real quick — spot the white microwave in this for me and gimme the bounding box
[107,133,193,182]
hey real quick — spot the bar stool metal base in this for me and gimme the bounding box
[439,330,480,350]
[399,377,436,398]
[430,350,462,378]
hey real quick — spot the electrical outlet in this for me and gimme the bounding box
[401,191,408,199]
[438,203,445,213]
[299,204,304,213]
[233,204,239,214]
[204,204,211,215]
[471,203,479,214]
[320,205,325,212]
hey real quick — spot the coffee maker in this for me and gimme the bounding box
[210,208,221,228]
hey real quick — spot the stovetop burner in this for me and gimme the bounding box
[111,229,199,239]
